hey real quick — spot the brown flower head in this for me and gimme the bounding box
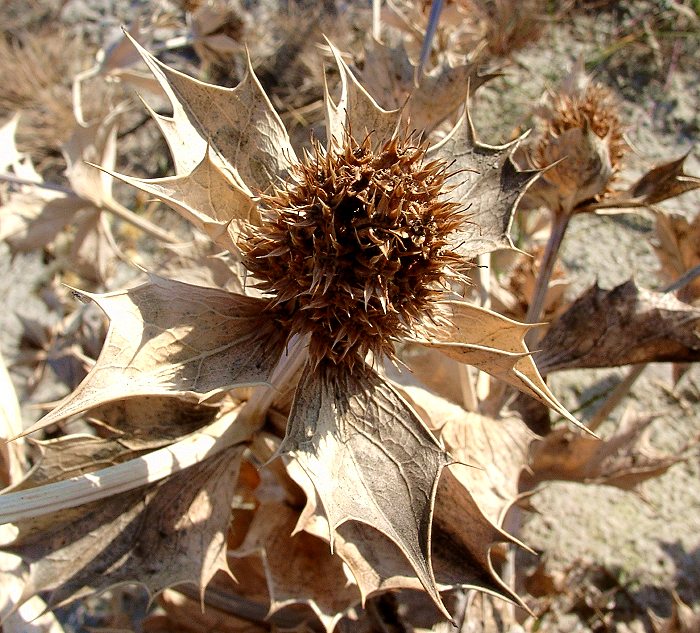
[242,133,462,368]
[526,67,626,214]
[536,81,625,175]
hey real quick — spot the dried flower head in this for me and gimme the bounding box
[242,133,462,368]
[537,81,625,175]
[526,69,626,214]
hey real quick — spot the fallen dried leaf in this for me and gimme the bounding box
[6,445,244,610]
[523,408,696,489]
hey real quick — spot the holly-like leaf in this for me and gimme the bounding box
[19,275,288,438]
[287,457,521,612]
[7,445,243,609]
[324,42,401,147]
[358,39,494,132]
[417,300,580,428]
[404,385,534,526]
[535,280,700,375]
[279,361,451,618]
[653,210,700,305]
[155,234,247,294]
[233,502,360,632]
[428,102,540,259]
[128,33,296,190]
[69,209,118,284]
[88,396,220,450]
[100,146,257,254]
[62,108,120,207]
[0,187,89,253]
[523,408,697,490]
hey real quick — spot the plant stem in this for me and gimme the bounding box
[104,198,180,244]
[587,365,646,432]
[525,212,571,345]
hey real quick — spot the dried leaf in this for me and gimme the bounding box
[628,153,700,206]
[418,300,580,427]
[69,209,118,284]
[88,396,220,450]
[146,585,269,633]
[15,435,147,489]
[287,458,520,611]
[0,351,26,488]
[404,385,534,526]
[324,42,401,147]
[155,235,246,294]
[0,189,88,253]
[358,39,492,132]
[128,33,296,189]
[20,276,288,437]
[653,210,700,305]
[0,112,22,172]
[102,146,257,253]
[523,408,695,489]
[535,280,700,374]
[1,110,121,259]
[7,446,243,609]
[279,361,451,617]
[233,502,359,632]
[428,103,539,259]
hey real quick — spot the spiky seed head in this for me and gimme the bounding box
[528,82,625,214]
[540,83,626,173]
[241,132,463,369]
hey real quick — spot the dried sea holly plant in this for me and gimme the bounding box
[0,37,580,625]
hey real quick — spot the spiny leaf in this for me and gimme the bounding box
[653,210,700,305]
[62,108,120,207]
[99,147,257,254]
[287,458,522,611]
[359,38,494,132]
[88,396,220,450]
[523,408,698,490]
[401,384,534,526]
[629,153,700,206]
[279,361,451,618]
[19,275,288,438]
[232,502,360,633]
[535,280,700,375]
[428,102,540,258]
[417,300,581,428]
[128,33,296,190]
[324,41,401,147]
[7,446,243,610]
